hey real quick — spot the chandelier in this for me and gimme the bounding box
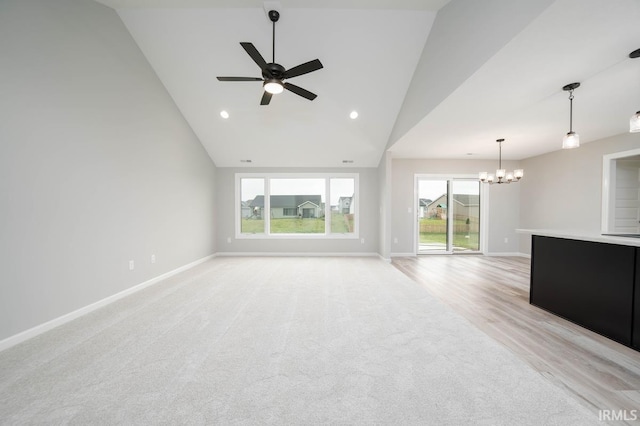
[479,139,523,184]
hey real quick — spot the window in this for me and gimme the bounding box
[331,178,355,233]
[236,173,358,239]
[240,178,264,234]
[270,178,325,234]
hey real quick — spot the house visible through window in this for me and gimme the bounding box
[236,173,358,238]
[240,178,264,234]
[331,178,355,234]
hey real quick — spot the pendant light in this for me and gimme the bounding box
[562,82,581,149]
[479,139,523,184]
[630,48,640,133]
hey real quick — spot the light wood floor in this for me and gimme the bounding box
[392,255,640,424]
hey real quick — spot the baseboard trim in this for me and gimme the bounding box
[215,252,379,257]
[484,252,530,258]
[0,254,216,353]
[390,252,417,258]
[389,252,530,258]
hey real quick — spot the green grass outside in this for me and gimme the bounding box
[330,212,352,233]
[241,218,265,234]
[271,217,324,233]
[419,218,479,250]
[241,213,354,234]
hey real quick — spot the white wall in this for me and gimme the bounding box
[387,0,553,148]
[518,132,640,254]
[0,0,217,341]
[378,152,393,260]
[215,168,379,254]
[391,158,521,255]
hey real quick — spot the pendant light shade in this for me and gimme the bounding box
[562,131,580,149]
[562,82,580,149]
[631,111,640,133]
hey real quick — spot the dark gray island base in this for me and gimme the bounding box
[530,234,640,351]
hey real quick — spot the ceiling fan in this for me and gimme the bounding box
[216,10,323,105]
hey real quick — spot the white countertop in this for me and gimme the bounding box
[516,229,640,247]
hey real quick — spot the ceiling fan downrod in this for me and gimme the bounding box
[269,10,279,64]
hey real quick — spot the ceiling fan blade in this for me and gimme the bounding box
[283,59,323,79]
[284,82,317,101]
[217,77,263,81]
[240,42,268,70]
[260,91,273,105]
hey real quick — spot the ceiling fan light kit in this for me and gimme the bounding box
[264,79,283,94]
[216,9,323,105]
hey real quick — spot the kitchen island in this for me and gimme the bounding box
[517,229,640,351]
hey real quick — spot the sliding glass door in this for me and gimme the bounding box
[417,179,448,253]
[417,177,481,254]
[451,180,480,253]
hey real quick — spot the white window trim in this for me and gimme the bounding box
[235,173,359,240]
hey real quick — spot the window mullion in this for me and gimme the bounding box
[265,178,271,235]
[325,177,330,235]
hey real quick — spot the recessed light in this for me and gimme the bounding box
[349,111,358,119]
[220,110,229,119]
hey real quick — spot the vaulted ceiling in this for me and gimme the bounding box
[94,0,640,167]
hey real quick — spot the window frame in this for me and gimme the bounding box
[235,173,359,240]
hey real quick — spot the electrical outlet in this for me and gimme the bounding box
[129,260,134,271]
[394,237,398,244]
[361,238,365,244]
[504,237,509,244]
[151,254,156,264]
[227,237,232,243]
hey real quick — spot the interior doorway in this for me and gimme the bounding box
[602,149,640,234]
[416,176,482,254]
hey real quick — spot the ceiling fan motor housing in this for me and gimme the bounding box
[263,63,285,79]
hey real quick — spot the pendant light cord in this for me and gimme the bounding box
[569,90,574,132]
[272,20,275,63]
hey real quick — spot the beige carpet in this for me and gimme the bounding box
[0,257,600,424]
